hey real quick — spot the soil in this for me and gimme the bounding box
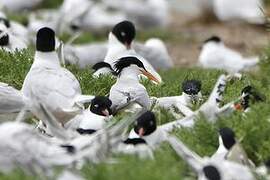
[165,11,270,67]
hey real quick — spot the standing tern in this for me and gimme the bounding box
[22,27,94,124]
[104,20,162,83]
[109,56,160,112]
[199,36,259,77]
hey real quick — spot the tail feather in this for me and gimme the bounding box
[242,56,259,70]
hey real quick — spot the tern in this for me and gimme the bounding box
[168,135,256,180]
[199,36,259,77]
[0,100,139,178]
[65,96,113,135]
[212,127,255,167]
[104,20,162,83]
[64,38,173,70]
[153,79,202,117]
[0,22,27,52]
[109,56,160,112]
[22,27,94,124]
[213,0,265,24]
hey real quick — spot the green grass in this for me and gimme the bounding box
[0,46,269,180]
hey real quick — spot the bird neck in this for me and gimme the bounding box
[118,67,140,82]
[105,33,130,63]
[33,51,60,69]
[182,92,192,106]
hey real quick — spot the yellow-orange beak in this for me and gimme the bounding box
[234,103,243,111]
[140,69,161,84]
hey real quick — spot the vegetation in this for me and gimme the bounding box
[0,46,269,179]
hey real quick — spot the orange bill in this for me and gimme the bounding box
[140,69,161,84]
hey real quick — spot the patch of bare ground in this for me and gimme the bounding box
[165,11,270,67]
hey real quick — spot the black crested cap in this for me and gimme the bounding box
[90,96,112,116]
[203,165,221,180]
[0,18,10,28]
[36,27,55,52]
[0,30,8,46]
[241,85,264,101]
[92,62,114,71]
[203,36,221,44]
[112,20,136,45]
[241,85,265,110]
[114,56,146,75]
[219,127,236,150]
[182,80,202,95]
[134,111,157,136]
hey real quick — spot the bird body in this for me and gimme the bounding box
[22,52,83,124]
[168,135,255,180]
[22,28,94,124]
[0,0,42,12]
[65,38,172,70]
[104,32,162,83]
[109,68,150,110]
[199,37,259,74]
[213,0,265,24]
[128,127,167,149]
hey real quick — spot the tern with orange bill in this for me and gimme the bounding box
[109,56,160,113]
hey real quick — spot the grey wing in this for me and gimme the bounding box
[0,83,24,113]
[167,135,203,173]
[160,114,196,132]
[24,68,83,123]
[65,43,107,68]
[134,43,173,70]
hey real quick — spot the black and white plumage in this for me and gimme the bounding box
[0,101,139,178]
[104,21,162,83]
[22,27,94,125]
[168,135,255,180]
[199,36,259,76]
[65,96,113,134]
[115,111,166,158]
[92,62,116,77]
[0,21,27,52]
[211,127,254,167]
[154,80,202,117]
[234,85,265,112]
[128,111,168,149]
[109,57,159,112]
[160,74,239,132]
